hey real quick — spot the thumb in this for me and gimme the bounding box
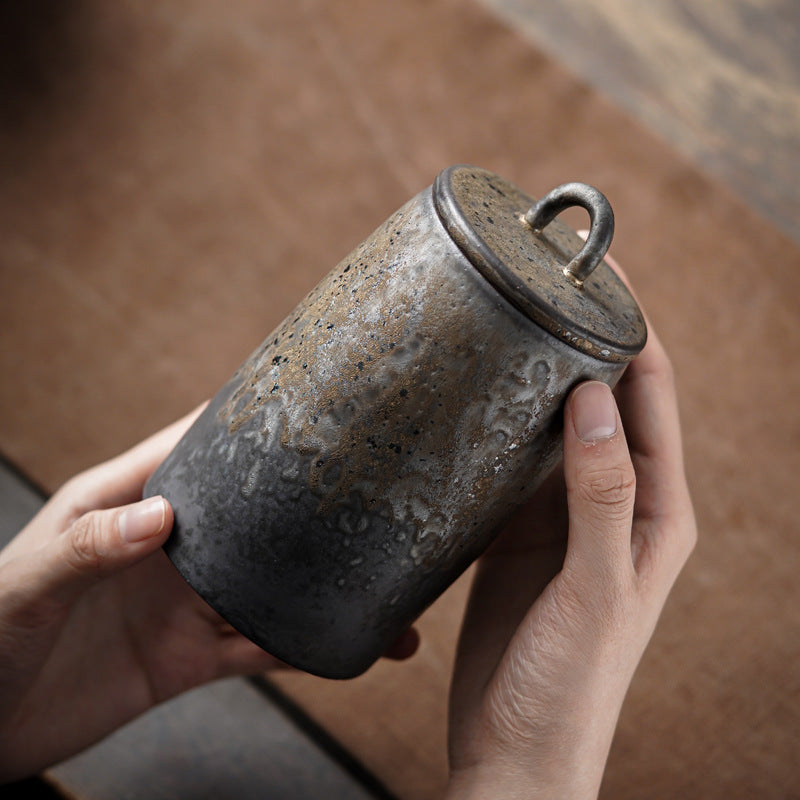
[21,496,173,611]
[562,381,636,580]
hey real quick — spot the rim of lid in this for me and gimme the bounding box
[433,165,647,363]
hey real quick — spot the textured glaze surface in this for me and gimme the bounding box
[146,185,626,678]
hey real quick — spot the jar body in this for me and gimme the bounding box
[145,186,624,678]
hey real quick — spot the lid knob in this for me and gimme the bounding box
[524,183,614,285]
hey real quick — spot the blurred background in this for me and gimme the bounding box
[1,1,798,797]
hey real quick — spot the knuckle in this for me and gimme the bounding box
[67,512,108,573]
[575,463,636,515]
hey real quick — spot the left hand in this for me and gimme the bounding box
[0,407,281,781]
[0,408,417,782]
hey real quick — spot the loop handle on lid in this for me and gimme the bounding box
[524,183,614,285]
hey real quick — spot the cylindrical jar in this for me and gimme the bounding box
[145,165,646,678]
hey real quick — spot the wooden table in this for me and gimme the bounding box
[1,1,798,797]
[481,0,800,246]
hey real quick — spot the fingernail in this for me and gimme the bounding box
[572,381,618,443]
[119,497,167,543]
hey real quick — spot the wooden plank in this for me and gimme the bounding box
[479,0,800,244]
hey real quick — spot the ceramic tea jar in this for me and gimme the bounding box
[145,165,646,678]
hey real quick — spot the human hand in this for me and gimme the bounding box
[446,318,696,798]
[0,408,418,782]
[0,408,282,781]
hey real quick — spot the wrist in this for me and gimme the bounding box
[446,716,616,800]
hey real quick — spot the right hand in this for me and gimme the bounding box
[446,322,696,799]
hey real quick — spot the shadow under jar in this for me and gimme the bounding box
[145,165,646,678]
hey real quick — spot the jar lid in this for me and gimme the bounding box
[433,165,646,362]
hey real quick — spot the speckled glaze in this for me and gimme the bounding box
[145,170,640,678]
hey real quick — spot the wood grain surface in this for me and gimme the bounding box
[1,1,798,797]
[480,0,800,245]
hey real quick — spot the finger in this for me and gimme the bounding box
[615,331,696,573]
[14,404,205,554]
[5,497,173,617]
[615,329,684,478]
[575,237,694,572]
[65,403,208,512]
[562,381,636,581]
[589,237,677,468]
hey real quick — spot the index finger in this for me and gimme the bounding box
[7,404,206,556]
[597,244,687,496]
[69,402,208,511]
[601,250,696,575]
